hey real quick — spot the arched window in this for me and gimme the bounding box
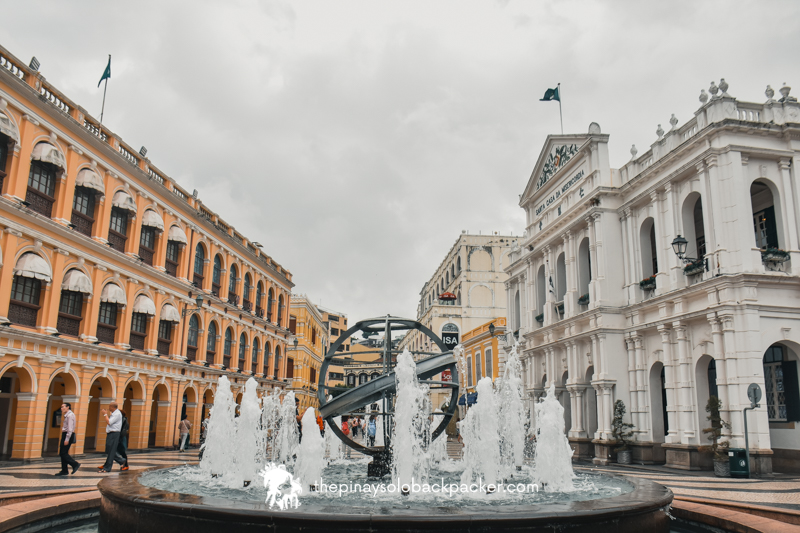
[243,274,252,312]
[536,265,546,317]
[57,269,90,336]
[640,218,658,279]
[311,327,317,345]
[256,282,264,316]
[228,264,238,304]
[206,322,217,364]
[9,274,43,327]
[97,283,124,345]
[751,180,782,250]
[485,348,493,379]
[157,312,175,357]
[475,349,483,379]
[347,374,356,387]
[267,289,274,322]
[277,295,284,326]
[273,346,281,378]
[555,252,567,307]
[763,344,800,422]
[238,333,247,369]
[457,256,462,273]
[108,206,129,253]
[187,315,200,361]
[138,210,162,266]
[193,244,205,286]
[681,193,706,261]
[26,155,60,218]
[514,290,521,331]
[223,328,233,368]
[467,355,473,387]
[578,237,591,302]
[359,373,368,385]
[0,128,11,191]
[212,255,223,296]
[71,183,99,237]
[251,338,260,374]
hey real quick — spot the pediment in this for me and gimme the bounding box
[520,134,591,205]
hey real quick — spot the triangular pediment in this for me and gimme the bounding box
[520,134,591,205]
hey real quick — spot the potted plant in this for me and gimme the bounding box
[577,293,590,306]
[683,259,705,276]
[761,248,789,264]
[639,276,656,291]
[535,313,544,323]
[699,395,731,477]
[611,400,635,464]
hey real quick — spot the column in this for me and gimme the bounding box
[568,385,578,438]
[658,325,679,443]
[128,398,148,450]
[673,323,696,443]
[592,383,605,439]
[601,383,615,440]
[634,335,649,437]
[721,315,743,444]
[0,228,23,320]
[663,182,680,287]
[625,336,639,436]
[778,158,799,250]
[575,386,586,435]
[587,216,599,306]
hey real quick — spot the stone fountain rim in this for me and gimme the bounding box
[98,467,673,525]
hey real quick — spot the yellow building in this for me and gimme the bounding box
[287,295,327,412]
[316,306,349,388]
[0,44,294,460]
[456,318,507,411]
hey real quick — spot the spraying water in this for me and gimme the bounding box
[325,415,344,461]
[392,348,431,488]
[532,383,575,492]
[200,376,236,478]
[427,409,449,464]
[275,391,299,465]
[236,378,262,484]
[295,408,326,488]
[460,377,501,486]
[496,340,526,477]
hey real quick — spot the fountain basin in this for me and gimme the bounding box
[98,468,673,533]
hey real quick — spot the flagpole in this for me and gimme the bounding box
[100,77,108,124]
[558,83,563,134]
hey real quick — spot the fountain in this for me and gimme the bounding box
[97,316,672,533]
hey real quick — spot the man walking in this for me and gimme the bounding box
[55,403,80,475]
[98,402,126,473]
[178,415,192,452]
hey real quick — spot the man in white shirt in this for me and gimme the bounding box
[98,402,126,472]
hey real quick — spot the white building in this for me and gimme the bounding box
[506,81,800,473]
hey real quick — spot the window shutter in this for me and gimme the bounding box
[782,360,800,422]
[764,206,779,249]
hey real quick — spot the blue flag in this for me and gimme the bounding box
[98,56,111,88]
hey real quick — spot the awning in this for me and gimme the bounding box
[458,392,478,406]
[100,283,126,305]
[13,252,52,282]
[167,225,188,244]
[75,168,105,195]
[111,191,137,213]
[141,210,164,231]
[61,269,92,294]
[160,303,181,322]
[132,294,156,315]
[0,112,19,144]
[31,142,66,170]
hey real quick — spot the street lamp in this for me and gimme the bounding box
[671,234,708,272]
[488,323,495,337]
[182,293,205,316]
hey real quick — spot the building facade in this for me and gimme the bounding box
[287,295,327,411]
[456,318,507,412]
[0,45,294,460]
[400,232,518,408]
[507,81,800,473]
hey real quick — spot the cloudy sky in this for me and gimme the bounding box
[4,1,799,321]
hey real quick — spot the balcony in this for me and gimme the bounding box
[96,325,116,344]
[211,282,221,297]
[242,299,252,313]
[70,211,93,237]
[157,339,171,356]
[165,259,178,277]
[25,188,54,218]
[228,293,239,306]
[8,302,37,327]
[108,231,126,253]
[193,272,204,288]
[130,332,146,351]
[206,350,215,365]
[57,314,81,336]
[256,307,264,318]
[186,346,197,361]
[138,246,154,266]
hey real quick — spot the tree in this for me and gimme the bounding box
[699,396,731,462]
[611,400,635,452]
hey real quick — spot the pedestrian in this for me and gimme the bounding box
[117,409,130,471]
[98,402,126,473]
[178,415,192,452]
[367,415,377,447]
[341,416,351,458]
[55,403,80,476]
[351,415,359,438]
[317,413,324,437]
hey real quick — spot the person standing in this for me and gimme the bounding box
[55,403,80,476]
[341,417,351,458]
[351,416,359,439]
[98,402,126,473]
[117,409,130,471]
[178,415,192,452]
[367,415,377,447]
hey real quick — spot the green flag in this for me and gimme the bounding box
[97,56,111,88]
[540,86,560,102]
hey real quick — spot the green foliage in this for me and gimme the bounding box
[611,400,635,452]
[699,395,731,462]
[329,384,353,399]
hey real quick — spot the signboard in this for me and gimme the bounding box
[441,369,452,382]
[441,332,459,349]
[747,383,762,407]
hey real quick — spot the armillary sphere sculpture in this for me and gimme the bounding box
[317,316,460,477]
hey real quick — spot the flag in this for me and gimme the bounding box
[540,86,560,102]
[98,56,111,88]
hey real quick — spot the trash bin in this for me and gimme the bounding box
[728,448,749,478]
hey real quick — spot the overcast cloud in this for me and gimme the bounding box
[4,0,799,321]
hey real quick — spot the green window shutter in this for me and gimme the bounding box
[783,360,800,422]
